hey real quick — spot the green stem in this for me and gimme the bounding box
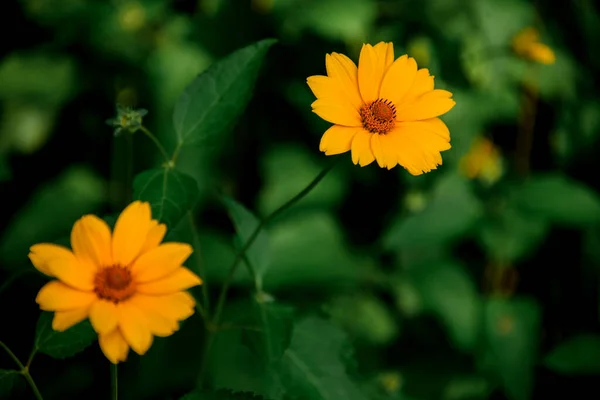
[0,341,44,400]
[171,141,183,165]
[139,126,171,164]
[198,158,338,385]
[188,212,210,321]
[111,363,118,400]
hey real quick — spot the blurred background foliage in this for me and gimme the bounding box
[1,0,600,399]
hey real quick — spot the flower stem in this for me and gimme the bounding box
[139,126,171,164]
[0,341,44,400]
[111,363,118,400]
[197,158,339,385]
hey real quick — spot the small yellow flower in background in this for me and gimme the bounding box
[307,42,456,175]
[459,136,503,185]
[30,201,202,364]
[512,27,555,65]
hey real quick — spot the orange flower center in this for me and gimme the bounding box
[360,99,396,134]
[94,266,136,303]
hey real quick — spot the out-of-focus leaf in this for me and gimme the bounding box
[409,261,481,352]
[222,196,270,290]
[484,298,540,400]
[0,370,22,398]
[172,39,276,146]
[544,334,600,375]
[325,293,399,345]
[279,316,367,400]
[0,102,55,154]
[478,207,549,263]
[34,312,97,359]
[263,211,366,290]
[384,173,483,250]
[510,174,600,226]
[0,167,105,270]
[132,167,200,229]
[258,145,347,215]
[180,389,266,400]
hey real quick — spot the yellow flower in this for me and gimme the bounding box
[459,136,503,184]
[307,42,456,175]
[512,27,555,65]
[30,201,202,364]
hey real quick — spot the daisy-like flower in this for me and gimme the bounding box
[30,201,202,364]
[307,42,456,175]
[512,27,555,65]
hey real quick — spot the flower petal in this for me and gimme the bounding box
[130,292,195,322]
[46,251,95,291]
[311,99,362,127]
[396,89,456,121]
[307,75,361,120]
[71,215,113,268]
[371,134,398,169]
[319,125,360,155]
[99,329,129,364]
[112,201,153,267]
[379,55,418,108]
[350,130,375,167]
[139,220,166,255]
[36,281,96,311]
[52,308,90,332]
[324,53,363,110]
[128,295,181,337]
[89,299,118,335]
[117,301,153,355]
[131,243,193,283]
[388,121,452,175]
[29,244,73,277]
[396,68,435,109]
[136,267,202,295]
[358,42,395,103]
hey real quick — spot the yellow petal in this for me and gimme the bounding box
[117,301,153,355]
[397,68,434,109]
[29,244,73,277]
[46,251,95,291]
[99,329,129,364]
[129,295,181,337]
[112,201,153,267]
[371,134,398,169]
[324,53,363,111]
[396,90,456,121]
[36,281,96,311]
[130,292,195,321]
[388,121,452,175]
[136,267,202,295]
[358,42,395,103]
[89,299,118,334]
[319,125,360,155]
[307,75,361,120]
[71,215,113,268]
[311,99,362,127]
[131,243,193,283]
[139,220,167,254]
[416,117,451,141]
[350,130,375,167]
[52,308,90,332]
[379,55,418,108]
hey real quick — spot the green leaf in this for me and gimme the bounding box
[384,173,483,250]
[280,316,367,400]
[0,166,105,270]
[247,301,295,365]
[478,207,549,263]
[484,298,540,400]
[172,38,276,146]
[222,196,270,290]
[0,370,22,397]
[180,389,267,400]
[409,261,482,352]
[133,167,200,229]
[34,311,97,359]
[510,174,600,226]
[544,334,600,374]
